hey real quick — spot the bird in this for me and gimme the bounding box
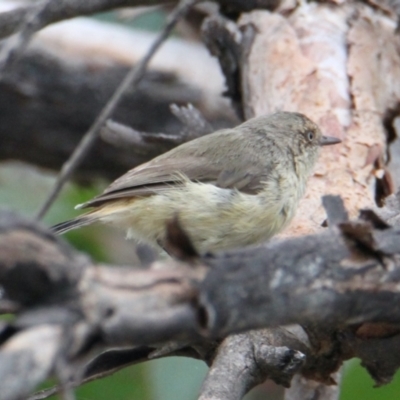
[52,112,341,253]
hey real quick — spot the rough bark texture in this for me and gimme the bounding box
[2,198,400,400]
[240,2,400,237]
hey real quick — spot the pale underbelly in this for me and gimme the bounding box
[100,181,300,253]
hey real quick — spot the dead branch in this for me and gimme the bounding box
[201,15,245,119]
[0,25,234,180]
[0,0,166,40]
[101,104,214,149]
[1,196,400,399]
[0,0,283,41]
[0,0,53,76]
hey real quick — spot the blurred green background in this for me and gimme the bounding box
[1,5,400,400]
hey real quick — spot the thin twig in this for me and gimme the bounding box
[0,0,54,78]
[35,0,198,220]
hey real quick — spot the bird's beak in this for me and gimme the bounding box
[320,135,341,146]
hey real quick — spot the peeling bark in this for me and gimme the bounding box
[239,2,400,237]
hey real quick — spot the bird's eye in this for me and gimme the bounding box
[307,131,314,141]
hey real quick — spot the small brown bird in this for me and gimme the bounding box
[53,112,340,253]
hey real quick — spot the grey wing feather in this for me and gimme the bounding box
[80,156,220,208]
[80,128,274,209]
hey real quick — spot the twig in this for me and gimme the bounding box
[0,0,53,78]
[100,120,183,148]
[101,104,215,150]
[169,103,214,137]
[35,0,198,220]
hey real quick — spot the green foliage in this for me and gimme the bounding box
[341,360,400,400]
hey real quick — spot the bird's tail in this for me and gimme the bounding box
[51,212,100,234]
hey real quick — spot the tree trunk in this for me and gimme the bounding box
[238,1,400,397]
[240,1,399,237]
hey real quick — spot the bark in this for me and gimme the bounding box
[201,1,400,397]
[2,198,400,400]
[235,5,400,398]
[239,1,400,237]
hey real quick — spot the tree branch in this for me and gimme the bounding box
[0,0,163,40]
[0,325,63,400]
[198,328,307,400]
[201,15,257,120]
[0,0,53,77]
[0,26,234,180]
[2,196,400,399]
[0,0,283,41]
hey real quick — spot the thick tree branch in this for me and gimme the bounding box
[0,0,53,77]
[0,29,234,180]
[199,223,400,335]
[2,196,400,399]
[0,0,163,40]
[0,0,283,41]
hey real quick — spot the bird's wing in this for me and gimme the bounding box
[79,129,273,209]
